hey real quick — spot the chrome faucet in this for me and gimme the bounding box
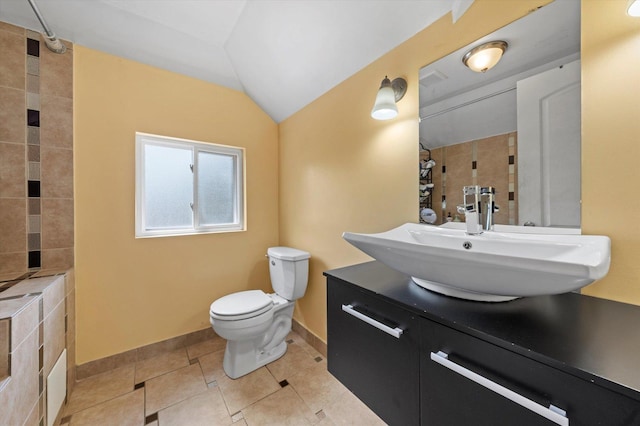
[457,186,497,235]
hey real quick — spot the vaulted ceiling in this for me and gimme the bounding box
[0,0,474,122]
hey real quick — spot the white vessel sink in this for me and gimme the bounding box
[342,223,610,302]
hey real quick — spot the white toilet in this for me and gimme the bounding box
[209,246,310,379]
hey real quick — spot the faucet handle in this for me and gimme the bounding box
[457,204,473,214]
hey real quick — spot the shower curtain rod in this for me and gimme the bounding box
[26,0,66,54]
[419,86,515,121]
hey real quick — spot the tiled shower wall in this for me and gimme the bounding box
[430,132,518,225]
[0,21,73,280]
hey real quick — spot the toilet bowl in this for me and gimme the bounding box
[210,247,310,379]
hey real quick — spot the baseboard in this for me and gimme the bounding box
[292,318,327,358]
[76,327,216,380]
[77,320,327,380]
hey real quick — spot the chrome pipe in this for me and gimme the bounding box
[26,0,66,54]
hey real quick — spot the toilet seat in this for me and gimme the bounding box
[210,290,273,321]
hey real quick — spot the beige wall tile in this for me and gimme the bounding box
[42,275,65,318]
[0,142,26,198]
[10,296,39,352]
[0,198,26,253]
[0,21,25,35]
[66,288,76,338]
[40,146,73,198]
[443,141,473,218]
[0,319,9,380]
[0,27,25,90]
[0,252,27,275]
[42,248,74,271]
[0,328,38,425]
[476,134,510,225]
[40,46,73,99]
[40,95,73,149]
[24,397,39,426]
[41,198,74,249]
[0,87,25,144]
[44,300,65,377]
[66,333,77,397]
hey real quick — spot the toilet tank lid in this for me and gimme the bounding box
[267,247,310,261]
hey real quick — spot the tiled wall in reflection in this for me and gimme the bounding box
[0,21,73,279]
[430,132,517,225]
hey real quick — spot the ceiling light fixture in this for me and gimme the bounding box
[628,0,640,16]
[371,76,407,120]
[462,41,508,73]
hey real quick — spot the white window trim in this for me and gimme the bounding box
[135,132,246,238]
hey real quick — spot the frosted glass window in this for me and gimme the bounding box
[144,144,193,229]
[135,133,244,238]
[197,151,236,225]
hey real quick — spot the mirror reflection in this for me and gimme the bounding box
[418,0,580,228]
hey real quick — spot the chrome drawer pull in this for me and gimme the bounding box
[341,304,404,339]
[430,351,569,426]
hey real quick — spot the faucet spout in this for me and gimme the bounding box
[460,186,496,235]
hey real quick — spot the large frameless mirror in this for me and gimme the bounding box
[418,0,580,228]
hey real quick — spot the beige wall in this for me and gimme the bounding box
[72,0,640,362]
[581,0,640,304]
[74,47,279,364]
[279,0,551,341]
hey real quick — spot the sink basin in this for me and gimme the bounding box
[342,223,611,302]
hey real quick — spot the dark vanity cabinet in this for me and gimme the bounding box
[327,277,420,425]
[421,318,640,425]
[325,262,640,426]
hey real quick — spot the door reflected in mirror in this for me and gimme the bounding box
[418,0,580,228]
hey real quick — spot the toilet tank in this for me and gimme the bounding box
[267,247,310,300]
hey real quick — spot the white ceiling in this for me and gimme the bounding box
[0,0,474,122]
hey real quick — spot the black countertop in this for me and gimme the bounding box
[324,261,640,402]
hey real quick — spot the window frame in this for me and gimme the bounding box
[135,132,245,238]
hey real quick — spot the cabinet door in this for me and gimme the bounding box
[327,277,420,425]
[421,317,640,426]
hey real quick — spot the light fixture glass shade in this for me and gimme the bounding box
[371,78,398,120]
[462,41,508,73]
[628,0,640,16]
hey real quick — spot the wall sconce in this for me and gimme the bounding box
[462,41,508,73]
[628,0,640,16]
[371,76,407,120]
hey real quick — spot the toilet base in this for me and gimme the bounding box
[221,302,295,379]
[223,339,287,379]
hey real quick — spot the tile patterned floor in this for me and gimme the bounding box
[61,331,386,425]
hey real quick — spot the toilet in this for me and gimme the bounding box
[209,246,310,379]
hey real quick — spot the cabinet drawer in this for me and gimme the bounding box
[421,318,640,426]
[327,277,420,425]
